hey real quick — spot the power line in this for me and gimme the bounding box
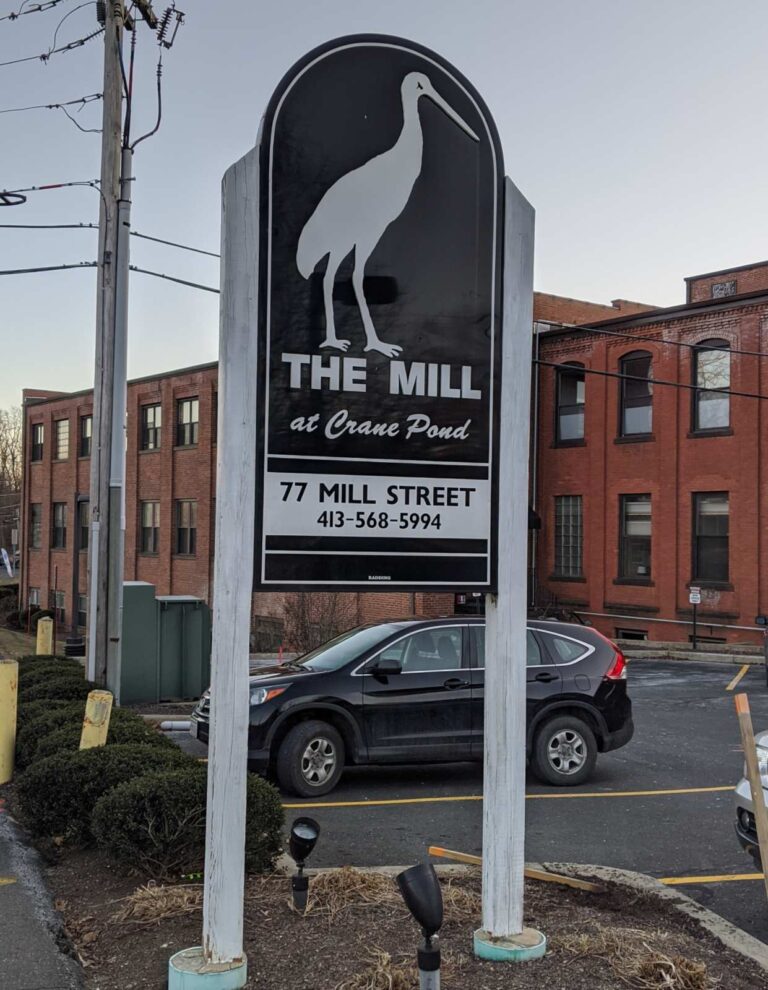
[0,0,68,23]
[131,229,218,257]
[546,320,768,362]
[0,24,103,67]
[129,265,218,293]
[537,360,768,402]
[0,220,219,257]
[0,261,96,275]
[0,92,101,114]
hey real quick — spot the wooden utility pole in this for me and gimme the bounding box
[87,2,124,689]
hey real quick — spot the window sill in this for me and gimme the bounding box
[139,552,159,558]
[687,428,733,439]
[614,434,655,445]
[548,573,587,583]
[174,444,199,451]
[139,447,161,454]
[29,546,41,552]
[173,553,197,559]
[30,459,43,465]
[52,458,69,463]
[50,547,67,553]
[613,578,654,586]
[687,580,734,591]
[603,601,660,614]
[78,454,91,461]
[550,439,586,449]
[79,548,88,554]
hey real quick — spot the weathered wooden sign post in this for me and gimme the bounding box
[169,35,537,988]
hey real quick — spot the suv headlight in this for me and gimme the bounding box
[250,686,287,706]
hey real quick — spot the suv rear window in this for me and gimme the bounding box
[545,634,588,664]
[470,626,543,666]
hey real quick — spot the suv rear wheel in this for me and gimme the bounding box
[276,720,345,797]
[530,715,597,786]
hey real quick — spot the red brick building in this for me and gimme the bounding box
[23,271,768,647]
[534,261,768,645]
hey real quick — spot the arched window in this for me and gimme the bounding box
[555,362,585,443]
[693,339,730,432]
[619,350,653,436]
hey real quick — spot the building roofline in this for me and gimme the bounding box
[23,360,219,410]
[536,286,768,340]
[684,259,768,282]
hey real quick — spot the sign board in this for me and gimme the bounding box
[254,35,503,591]
[689,586,701,605]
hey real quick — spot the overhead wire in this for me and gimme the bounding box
[0,0,68,23]
[0,261,97,275]
[0,24,103,67]
[129,265,218,293]
[536,360,768,402]
[0,92,101,114]
[0,220,219,257]
[542,319,768,362]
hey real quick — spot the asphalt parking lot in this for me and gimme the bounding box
[178,658,768,942]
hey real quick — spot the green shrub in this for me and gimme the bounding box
[16,705,149,767]
[19,674,95,705]
[33,718,176,765]
[92,765,284,879]
[18,660,83,689]
[16,744,192,842]
[16,698,84,733]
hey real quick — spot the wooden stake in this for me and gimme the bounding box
[0,659,18,784]
[734,692,768,903]
[428,846,602,893]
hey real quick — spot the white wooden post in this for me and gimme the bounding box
[169,145,259,987]
[475,177,542,961]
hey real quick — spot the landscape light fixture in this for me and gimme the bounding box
[289,816,320,911]
[396,864,444,990]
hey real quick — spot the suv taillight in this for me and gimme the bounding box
[605,651,627,680]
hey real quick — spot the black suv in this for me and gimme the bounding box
[191,617,633,797]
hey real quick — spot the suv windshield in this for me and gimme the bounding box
[293,624,404,672]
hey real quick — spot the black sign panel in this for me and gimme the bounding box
[255,34,503,591]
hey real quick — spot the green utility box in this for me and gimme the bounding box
[120,582,212,704]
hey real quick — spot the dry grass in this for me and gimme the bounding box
[305,868,400,921]
[557,924,718,990]
[111,882,203,925]
[300,868,481,926]
[334,947,466,990]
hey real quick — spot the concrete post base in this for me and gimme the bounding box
[473,928,547,962]
[168,947,247,990]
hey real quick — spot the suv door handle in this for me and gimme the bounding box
[533,671,558,683]
[444,677,470,690]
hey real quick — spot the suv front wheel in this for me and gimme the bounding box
[276,720,345,797]
[530,715,597,786]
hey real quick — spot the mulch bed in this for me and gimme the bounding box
[45,849,767,990]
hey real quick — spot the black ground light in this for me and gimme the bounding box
[396,864,444,990]
[289,817,320,911]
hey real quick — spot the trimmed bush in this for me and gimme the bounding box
[92,765,284,879]
[16,744,192,842]
[16,698,84,733]
[18,660,83,689]
[19,674,95,705]
[16,705,151,767]
[33,718,176,765]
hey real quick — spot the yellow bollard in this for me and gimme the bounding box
[80,690,114,750]
[0,659,19,784]
[36,616,54,656]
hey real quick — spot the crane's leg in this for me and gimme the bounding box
[320,253,350,352]
[353,248,402,358]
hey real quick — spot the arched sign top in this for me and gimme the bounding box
[254,34,504,591]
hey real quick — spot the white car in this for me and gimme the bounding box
[734,730,768,868]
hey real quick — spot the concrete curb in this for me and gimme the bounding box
[543,862,768,972]
[279,859,768,972]
[626,652,763,665]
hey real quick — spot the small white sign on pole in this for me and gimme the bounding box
[689,586,702,605]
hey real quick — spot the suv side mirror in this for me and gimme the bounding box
[372,657,402,677]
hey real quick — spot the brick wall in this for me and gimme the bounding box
[533,292,656,325]
[535,297,768,644]
[687,262,768,303]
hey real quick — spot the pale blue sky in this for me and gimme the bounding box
[2,0,767,408]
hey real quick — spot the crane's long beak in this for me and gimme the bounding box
[425,86,480,142]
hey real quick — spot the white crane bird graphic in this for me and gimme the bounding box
[296,71,480,358]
